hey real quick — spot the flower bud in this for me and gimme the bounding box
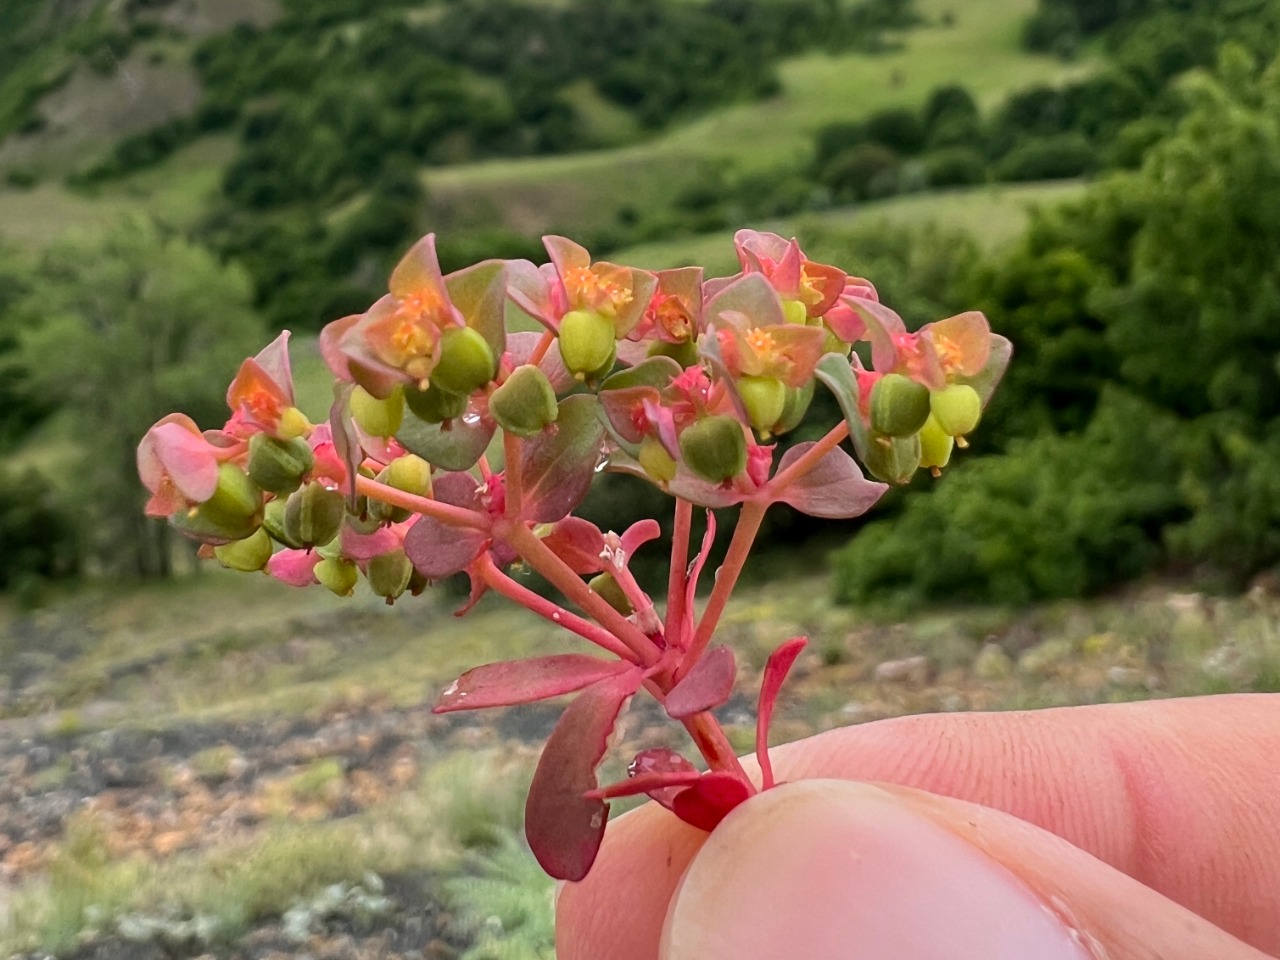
[276,406,312,441]
[588,572,633,615]
[919,414,954,474]
[314,556,359,597]
[283,481,345,549]
[782,299,808,325]
[432,326,497,397]
[862,433,922,485]
[369,455,432,524]
[247,432,314,494]
[368,549,413,603]
[213,528,274,572]
[870,374,931,438]
[350,384,404,438]
[404,381,467,424]
[558,309,617,380]
[647,339,698,368]
[263,497,303,549]
[638,435,677,484]
[930,384,982,437]
[737,375,787,435]
[489,364,559,438]
[679,415,747,484]
[775,379,815,436]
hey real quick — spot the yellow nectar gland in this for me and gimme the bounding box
[654,296,693,341]
[563,266,632,316]
[798,268,826,309]
[745,327,778,359]
[933,333,965,375]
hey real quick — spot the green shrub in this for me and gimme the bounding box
[0,468,79,592]
[923,147,986,187]
[863,107,926,154]
[996,133,1095,181]
[832,391,1186,608]
[821,143,899,201]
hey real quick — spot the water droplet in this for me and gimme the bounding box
[552,610,562,621]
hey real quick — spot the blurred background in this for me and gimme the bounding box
[2,0,1280,957]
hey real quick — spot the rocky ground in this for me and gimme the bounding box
[0,575,1275,958]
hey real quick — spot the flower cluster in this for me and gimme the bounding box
[139,229,1009,881]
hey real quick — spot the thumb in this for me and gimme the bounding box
[660,780,1270,960]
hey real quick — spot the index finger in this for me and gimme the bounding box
[556,694,1280,958]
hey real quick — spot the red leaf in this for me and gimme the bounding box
[520,394,606,523]
[773,443,888,519]
[433,655,634,713]
[620,518,662,557]
[665,646,736,719]
[756,636,807,790]
[587,769,703,801]
[525,670,641,881]
[404,515,486,579]
[671,772,752,832]
[628,747,698,809]
[543,517,607,575]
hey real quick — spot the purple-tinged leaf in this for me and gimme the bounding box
[847,296,907,375]
[600,356,682,393]
[396,399,495,472]
[543,517,607,575]
[671,772,752,832]
[251,331,295,404]
[434,654,634,714]
[772,443,888,520]
[756,636,808,790]
[341,523,402,561]
[138,419,219,505]
[814,352,873,465]
[525,670,642,881]
[520,394,605,523]
[598,384,661,450]
[506,331,572,392]
[665,646,736,719]
[626,748,698,809]
[328,383,361,502]
[958,333,1012,407]
[404,516,486,579]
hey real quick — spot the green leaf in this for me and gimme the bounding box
[520,394,605,523]
[814,352,872,463]
[599,355,682,392]
[446,259,508,362]
[397,401,495,472]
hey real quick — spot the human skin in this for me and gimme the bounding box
[556,694,1280,959]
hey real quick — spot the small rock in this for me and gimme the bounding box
[1106,666,1145,688]
[973,643,1013,680]
[874,655,931,686]
[1017,638,1075,678]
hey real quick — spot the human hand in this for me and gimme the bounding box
[556,694,1280,959]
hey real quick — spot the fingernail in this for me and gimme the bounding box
[662,780,1093,960]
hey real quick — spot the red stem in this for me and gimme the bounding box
[503,431,523,520]
[528,329,555,366]
[500,521,664,667]
[760,421,850,499]
[477,555,634,659]
[355,475,490,531]
[664,498,693,645]
[678,499,768,680]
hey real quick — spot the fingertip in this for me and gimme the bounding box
[661,780,1091,960]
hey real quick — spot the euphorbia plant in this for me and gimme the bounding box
[138,229,1009,881]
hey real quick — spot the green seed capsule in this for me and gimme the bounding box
[283,481,346,549]
[558,309,617,380]
[870,374,931,438]
[368,549,413,603]
[385,454,432,497]
[350,385,404,438]
[247,432,314,494]
[213,528,274,573]
[262,497,303,548]
[404,381,468,423]
[204,463,262,524]
[918,415,954,474]
[862,432,922,485]
[432,326,497,396]
[638,436,677,484]
[647,339,699,368]
[679,415,748,484]
[775,379,815,436]
[782,299,808,325]
[930,384,982,437]
[489,364,559,438]
[588,572,633,615]
[314,556,359,597]
[737,375,787,435]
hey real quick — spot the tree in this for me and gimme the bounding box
[12,218,264,577]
